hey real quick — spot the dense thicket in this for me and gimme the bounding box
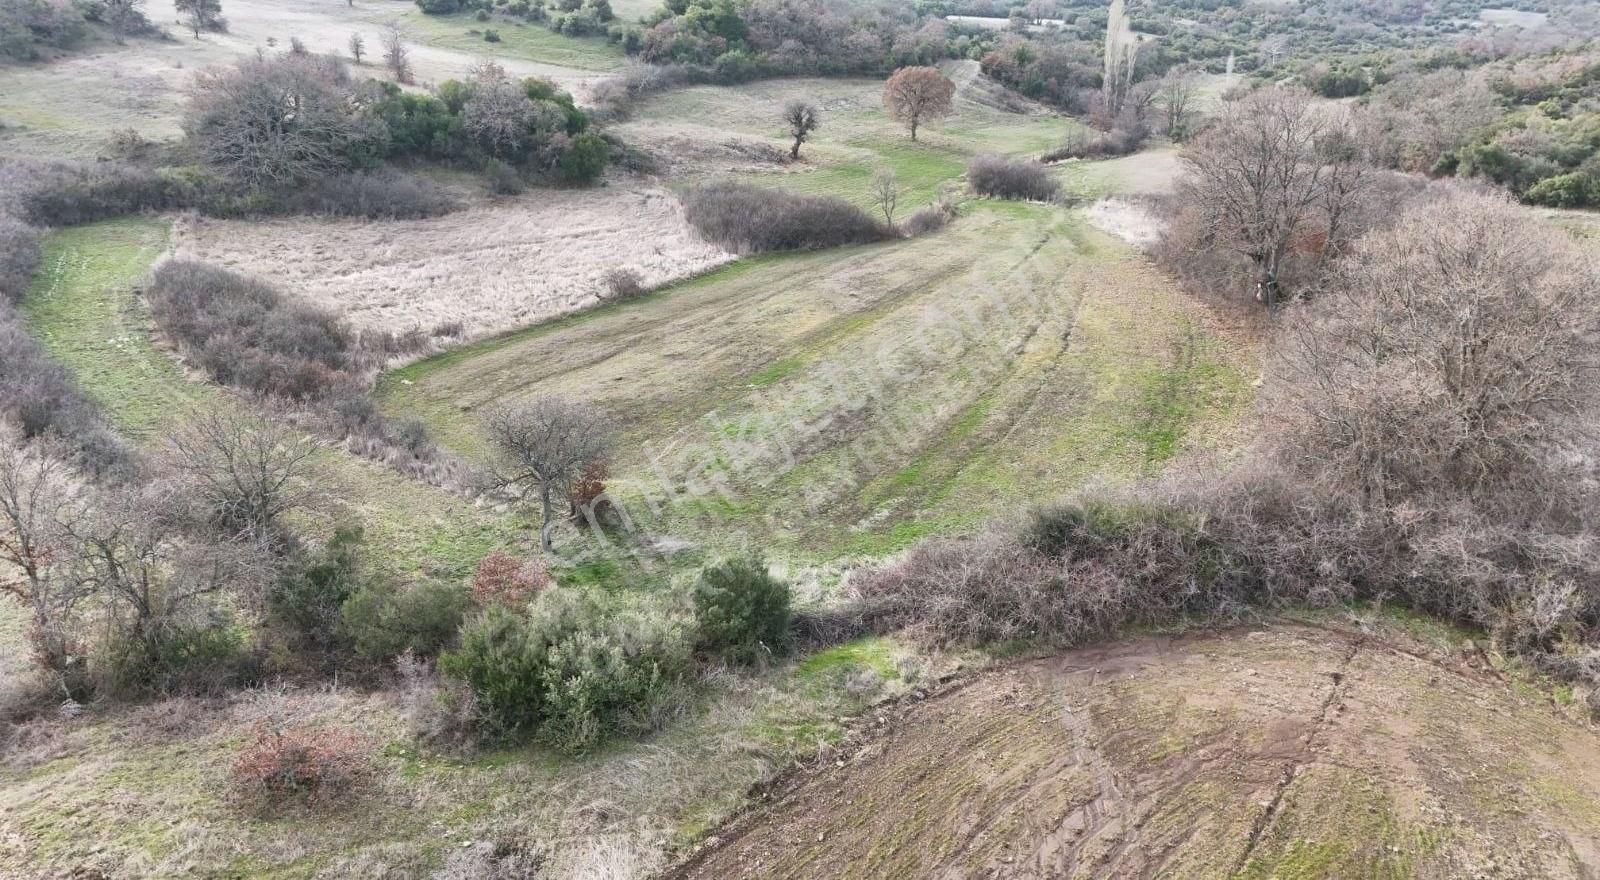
[682,182,894,253]
[967,155,1059,201]
[863,188,1600,709]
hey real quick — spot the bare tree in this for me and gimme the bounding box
[185,54,372,188]
[164,410,318,543]
[347,31,365,64]
[174,0,222,38]
[382,21,413,85]
[883,66,954,141]
[0,430,85,690]
[870,168,899,225]
[1271,189,1600,508]
[1177,87,1372,305]
[783,100,820,160]
[485,398,612,551]
[1155,65,1200,139]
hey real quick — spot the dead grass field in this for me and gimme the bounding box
[175,186,735,340]
[0,0,620,160]
[670,621,1600,879]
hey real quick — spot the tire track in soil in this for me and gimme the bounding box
[1226,636,1365,876]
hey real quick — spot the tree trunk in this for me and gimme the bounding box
[910,116,919,141]
[539,484,555,551]
[791,138,801,159]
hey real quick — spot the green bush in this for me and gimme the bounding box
[558,132,609,183]
[268,525,365,660]
[340,579,471,663]
[440,589,691,752]
[691,554,791,663]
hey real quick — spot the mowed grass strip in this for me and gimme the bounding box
[21,218,514,577]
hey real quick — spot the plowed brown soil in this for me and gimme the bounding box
[666,625,1600,879]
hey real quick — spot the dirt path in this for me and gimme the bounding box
[664,624,1600,879]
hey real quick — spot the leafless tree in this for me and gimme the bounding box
[870,168,899,225]
[1270,189,1600,509]
[1155,65,1200,139]
[783,99,819,160]
[883,66,954,141]
[185,54,373,188]
[484,398,613,550]
[382,21,413,84]
[164,410,318,543]
[347,31,365,64]
[174,0,222,38]
[1176,87,1372,305]
[0,429,85,689]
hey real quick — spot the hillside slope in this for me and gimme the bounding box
[668,625,1600,879]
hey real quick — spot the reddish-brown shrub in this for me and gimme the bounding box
[471,551,551,609]
[568,458,608,511]
[230,723,372,808]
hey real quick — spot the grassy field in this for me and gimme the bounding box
[615,63,1074,211]
[21,218,516,578]
[380,199,1253,561]
[373,8,627,72]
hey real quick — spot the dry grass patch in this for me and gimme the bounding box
[174,187,734,341]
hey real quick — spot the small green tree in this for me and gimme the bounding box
[692,554,791,663]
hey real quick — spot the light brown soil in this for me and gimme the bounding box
[665,624,1600,879]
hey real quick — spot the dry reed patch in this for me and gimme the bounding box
[174,187,735,341]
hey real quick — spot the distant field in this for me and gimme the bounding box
[176,186,734,341]
[0,0,620,159]
[21,219,516,578]
[615,62,1073,210]
[371,7,627,72]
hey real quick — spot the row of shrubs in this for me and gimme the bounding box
[1,158,457,225]
[680,182,967,255]
[681,182,896,253]
[144,260,443,458]
[967,155,1062,202]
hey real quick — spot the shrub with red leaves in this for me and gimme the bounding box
[568,458,609,513]
[471,551,550,609]
[231,723,372,808]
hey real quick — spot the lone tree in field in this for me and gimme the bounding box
[174,0,222,38]
[485,398,613,551]
[382,21,413,84]
[883,66,954,141]
[782,99,820,159]
[870,168,898,225]
[347,31,365,64]
[1178,87,1371,306]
